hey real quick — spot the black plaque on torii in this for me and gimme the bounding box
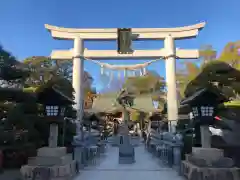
[117,28,133,54]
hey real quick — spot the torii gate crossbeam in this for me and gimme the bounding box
[45,22,206,132]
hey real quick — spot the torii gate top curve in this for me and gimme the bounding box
[45,23,205,60]
[45,22,205,40]
[45,22,206,133]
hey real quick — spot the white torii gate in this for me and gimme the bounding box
[45,22,205,132]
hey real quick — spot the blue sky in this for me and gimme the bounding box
[0,0,239,92]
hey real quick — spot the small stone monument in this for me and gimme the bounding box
[116,89,135,164]
[119,135,135,164]
[20,81,76,180]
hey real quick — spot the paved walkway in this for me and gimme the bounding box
[0,169,21,180]
[74,145,183,180]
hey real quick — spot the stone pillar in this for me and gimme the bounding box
[136,123,141,136]
[123,69,127,77]
[164,35,178,133]
[140,69,143,76]
[132,70,136,76]
[100,65,104,74]
[143,67,146,75]
[200,126,211,148]
[122,109,130,135]
[72,38,84,135]
[49,124,58,148]
[118,71,121,79]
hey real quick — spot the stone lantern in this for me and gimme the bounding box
[37,84,74,147]
[20,83,76,180]
[180,87,239,180]
[181,87,224,148]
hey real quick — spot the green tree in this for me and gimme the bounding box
[130,111,140,121]
[0,47,76,149]
[177,43,240,99]
[199,45,217,64]
[0,46,40,150]
[23,56,60,87]
[184,61,240,98]
[0,45,19,67]
[176,62,201,98]
[122,72,165,124]
[123,71,165,95]
[0,46,29,86]
[218,41,240,69]
[124,72,166,109]
[23,56,96,99]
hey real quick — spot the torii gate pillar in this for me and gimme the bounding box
[72,38,84,124]
[165,35,178,132]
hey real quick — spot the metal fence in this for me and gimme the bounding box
[72,134,107,169]
[147,130,183,171]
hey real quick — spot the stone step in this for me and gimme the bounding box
[20,160,76,179]
[192,147,223,161]
[28,154,72,166]
[37,147,67,157]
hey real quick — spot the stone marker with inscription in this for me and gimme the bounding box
[118,135,135,164]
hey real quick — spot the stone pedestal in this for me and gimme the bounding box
[181,147,240,180]
[181,160,240,180]
[192,147,223,162]
[21,147,76,180]
[20,123,76,180]
[118,135,135,164]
